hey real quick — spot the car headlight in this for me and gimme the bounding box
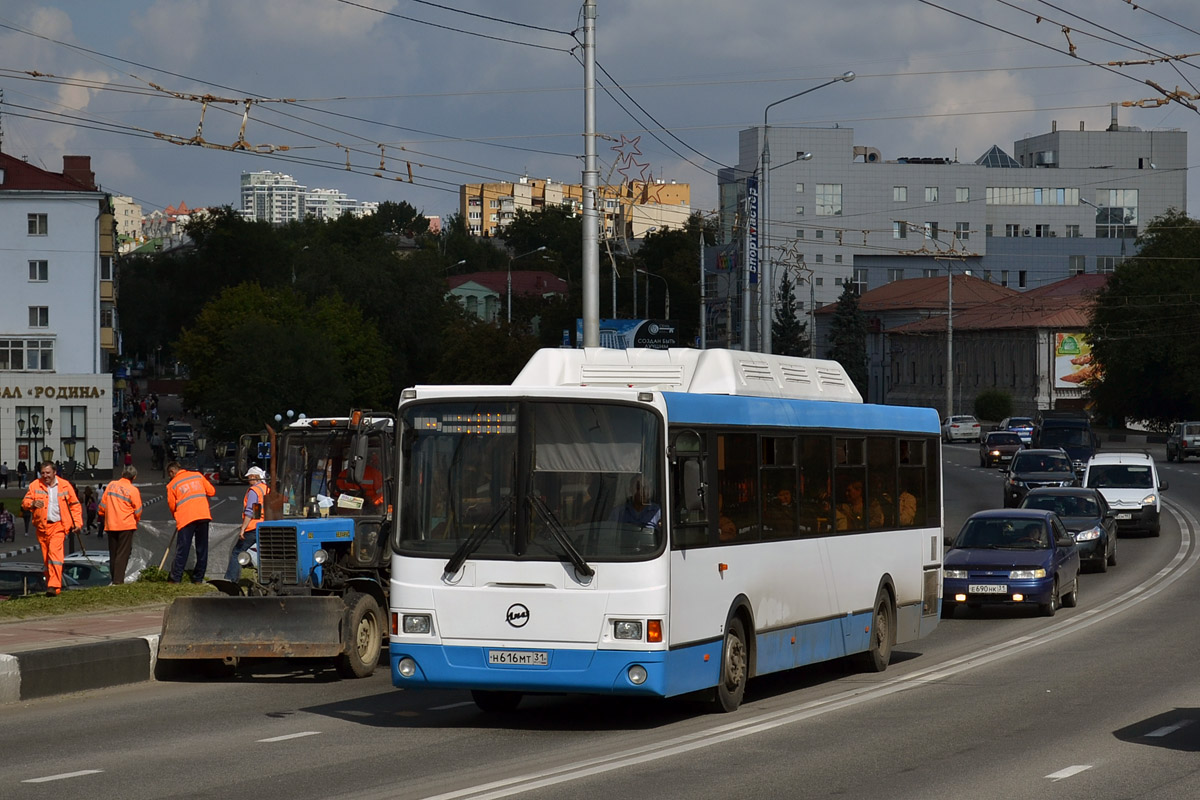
[613,620,643,640]
[1007,478,1023,488]
[944,569,968,579]
[1142,494,1157,506]
[989,450,1001,456]
[1009,568,1047,579]
[402,614,432,634]
[1074,527,1102,541]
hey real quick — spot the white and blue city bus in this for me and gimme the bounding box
[390,348,943,712]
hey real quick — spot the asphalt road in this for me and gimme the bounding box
[4,445,1200,799]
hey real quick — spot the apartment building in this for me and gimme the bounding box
[0,153,117,472]
[239,171,378,223]
[460,176,691,238]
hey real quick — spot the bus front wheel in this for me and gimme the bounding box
[712,616,748,713]
[857,590,894,672]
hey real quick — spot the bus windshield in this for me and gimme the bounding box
[398,400,663,562]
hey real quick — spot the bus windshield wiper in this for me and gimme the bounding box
[443,498,512,580]
[529,494,595,580]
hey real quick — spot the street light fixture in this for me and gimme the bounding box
[508,246,548,325]
[87,445,101,472]
[758,70,855,353]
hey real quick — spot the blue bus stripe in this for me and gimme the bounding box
[662,392,940,433]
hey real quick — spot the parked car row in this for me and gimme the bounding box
[943,449,1168,619]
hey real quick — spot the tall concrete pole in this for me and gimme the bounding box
[699,230,707,349]
[946,268,954,419]
[580,0,600,347]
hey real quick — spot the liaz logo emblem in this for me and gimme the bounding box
[506,603,530,628]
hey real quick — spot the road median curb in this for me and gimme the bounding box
[0,634,160,703]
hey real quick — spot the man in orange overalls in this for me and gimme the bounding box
[166,460,216,583]
[98,465,144,585]
[22,462,84,596]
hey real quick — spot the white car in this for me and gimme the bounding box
[941,415,981,443]
[1082,452,1167,536]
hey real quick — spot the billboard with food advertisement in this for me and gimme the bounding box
[1054,332,1096,388]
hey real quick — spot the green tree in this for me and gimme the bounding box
[771,270,810,357]
[827,283,868,395]
[1088,209,1200,426]
[175,284,389,436]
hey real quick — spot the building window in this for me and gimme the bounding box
[795,206,805,215]
[815,254,824,263]
[29,306,49,327]
[893,221,907,239]
[1097,256,1118,273]
[815,229,824,239]
[956,187,969,203]
[1065,224,1080,238]
[1001,270,1010,287]
[834,254,843,264]
[985,224,994,237]
[816,184,842,216]
[1005,224,1020,237]
[893,186,907,202]
[925,187,938,203]
[489,200,499,208]
[853,268,868,295]
[925,222,939,240]
[922,268,938,278]
[834,277,843,286]
[468,210,481,220]
[1069,255,1086,275]
[0,339,53,371]
[28,260,49,281]
[795,229,805,239]
[887,268,904,282]
[100,307,115,328]
[27,213,48,236]
[795,183,804,193]
[1018,270,1027,288]
[983,270,993,283]
[100,256,113,281]
[1035,224,1052,238]
[954,222,970,241]
[1096,189,1139,238]
[815,277,824,286]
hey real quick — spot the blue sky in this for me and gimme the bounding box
[2,0,1196,221]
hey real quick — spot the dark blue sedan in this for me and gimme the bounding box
[942,509,1081,618]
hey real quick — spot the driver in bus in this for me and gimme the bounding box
[335,451,385,509]
[613,476,661,529]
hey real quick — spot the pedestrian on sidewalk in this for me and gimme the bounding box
[17,460,28,489]
[0,502,14,543]
[98,466,143,585]
[83,486,99,533]
[165,460,215,584]
[225,466,269,582]
[22,462,84,596]
[0,461,9,489]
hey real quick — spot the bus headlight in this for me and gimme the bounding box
[627,665,648,685]
[613,620,643,640]
[397,658,417,678]
[403,614,432,634]
[313,549,329,565]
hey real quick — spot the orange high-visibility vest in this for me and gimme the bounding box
[243,481,270,532]
[22,477,84,531]
[98,477,143,531]
[167,469,215,528]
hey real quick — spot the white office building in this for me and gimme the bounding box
[240,171,378,223]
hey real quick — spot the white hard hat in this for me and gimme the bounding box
[244,466,267,480]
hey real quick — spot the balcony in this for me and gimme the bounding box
[100,280,115,302]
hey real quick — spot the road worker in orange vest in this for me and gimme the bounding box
[225,465,269,582]
[22,461,84,596]
[335,452,385,511]
[97,465,143,585]
[165,460,216,583]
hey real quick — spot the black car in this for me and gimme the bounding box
[1002,448,1079,508]
[1019,487,1117,572]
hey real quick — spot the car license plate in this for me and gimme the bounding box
[968,584,1007,594]
[488,650,548,666]
[1116,513,1132,520]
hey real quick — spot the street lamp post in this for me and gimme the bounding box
[86,445,100,479]
[63,439,77,478]
[636,269,670,319]
[759,71,855,353]
[507,246,548,325]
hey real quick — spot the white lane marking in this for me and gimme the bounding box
[258,731,321,743]
[1146,720,1194,738]
[431,701,474,711]
[23,770,104,783]
[1046,765,1092,781]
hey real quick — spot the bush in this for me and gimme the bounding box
[974,389,1013,422]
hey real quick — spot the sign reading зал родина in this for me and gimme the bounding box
[0,384,107,399]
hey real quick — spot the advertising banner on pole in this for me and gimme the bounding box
[746,176,759,285]
[574,319,680,350]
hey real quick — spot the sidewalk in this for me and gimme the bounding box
[0,389,196,704]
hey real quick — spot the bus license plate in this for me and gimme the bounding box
[488,650,548,666]
[969,584,1007,594]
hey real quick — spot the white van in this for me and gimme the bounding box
[1082,452,1168,536]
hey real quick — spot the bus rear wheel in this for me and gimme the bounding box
[712,616,748,713]
[472,690,523,713]
[857,590,894,672]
